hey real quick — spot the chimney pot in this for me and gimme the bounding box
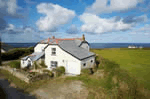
[48,37,50,43]
[52,36,55,39]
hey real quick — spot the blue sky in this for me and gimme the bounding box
[0,0,150,43]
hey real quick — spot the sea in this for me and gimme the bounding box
[5,43,150,49]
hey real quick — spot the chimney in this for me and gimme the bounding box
[52,36,55,39]
[47,37,50,43]
[82,34,85,41]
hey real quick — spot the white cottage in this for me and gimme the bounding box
[21,35,95,75]
[21,43,48,68]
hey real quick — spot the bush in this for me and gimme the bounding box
[9,61,20,69]
[55,66,65,77]
[34,61,38,69]
[1,47,34,61]
[40,61,47,68]
[42,70,53,77]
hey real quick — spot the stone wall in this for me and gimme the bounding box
[0,66,30,83]
[0,66,52,83]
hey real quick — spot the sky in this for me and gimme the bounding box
[0,0,150,43]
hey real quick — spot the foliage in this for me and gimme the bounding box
[40,60,47,68]
[43,70,53,77]
[1,47,34,61]
[34,61,38,69]
[55,66,65,77]
[9,61,20,69]
[29,72,39,76]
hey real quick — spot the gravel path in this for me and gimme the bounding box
[32,80,89,99]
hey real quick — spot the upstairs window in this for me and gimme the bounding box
[51,48,56,55]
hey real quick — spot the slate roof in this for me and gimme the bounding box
[21,52,44,61]
[39,36,95,60]
[59,40,95,60]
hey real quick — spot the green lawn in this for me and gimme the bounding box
[91,48,150,90]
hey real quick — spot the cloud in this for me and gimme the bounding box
[130,24,150,34]
[66,24,79,34]
[36,3,76,32]
[86,0,143,14]
[24,0,36,4]
[1,25,42,42]
[0,18,7,30]
[6,24,15,31]
[0,0,21,17]
[79,13,135,34]
[122,14,147,24]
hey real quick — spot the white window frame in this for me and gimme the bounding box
[51,48,56,55]
[51,61,57,67]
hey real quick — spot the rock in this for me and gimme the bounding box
[9,82,16,88]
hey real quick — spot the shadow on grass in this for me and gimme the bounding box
[0,79,37,99]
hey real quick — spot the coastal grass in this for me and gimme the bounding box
[91,48,150,90]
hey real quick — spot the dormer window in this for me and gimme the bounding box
[52,48,56,55]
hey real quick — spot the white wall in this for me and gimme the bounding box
[34,44,48,52]
[21,58,33,68]
[45,45,81,75]
[80,43,90,51]
[81,56,95,69]
[1,49,6,53]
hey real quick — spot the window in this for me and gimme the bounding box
[51,61,57,67]
[91,60,93,63]
[51,48,56,55]
[83,63,86,67]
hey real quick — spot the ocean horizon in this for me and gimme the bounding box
[5,43,150,49]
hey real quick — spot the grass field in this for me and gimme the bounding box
[91,48,150,90]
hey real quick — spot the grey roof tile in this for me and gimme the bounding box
[21,52,44,61]
[59,40,95,60]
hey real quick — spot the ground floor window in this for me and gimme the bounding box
[51,61,58,67]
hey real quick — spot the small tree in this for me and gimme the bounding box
[55,66,65,77]
[40,60,47,68]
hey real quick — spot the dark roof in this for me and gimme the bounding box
[59,40,95,60]
[1,43,14,51]
[21,52,44,61]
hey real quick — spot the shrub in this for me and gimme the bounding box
[29,72,38,76]
[55,66,65,77]
[1,47,34,61]
[40,61,47,68]
[9,61,20,69]
[42,70,53,77]
[34,61,38,69]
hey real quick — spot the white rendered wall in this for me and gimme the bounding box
[81,56,95,69]
[34,44,48,52]
[45,45,81,75]
[80,43,90,51]
[21,58,33,68]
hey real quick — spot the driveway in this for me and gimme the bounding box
[32,79,89,99]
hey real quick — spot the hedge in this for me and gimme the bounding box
[1,47,34,61]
